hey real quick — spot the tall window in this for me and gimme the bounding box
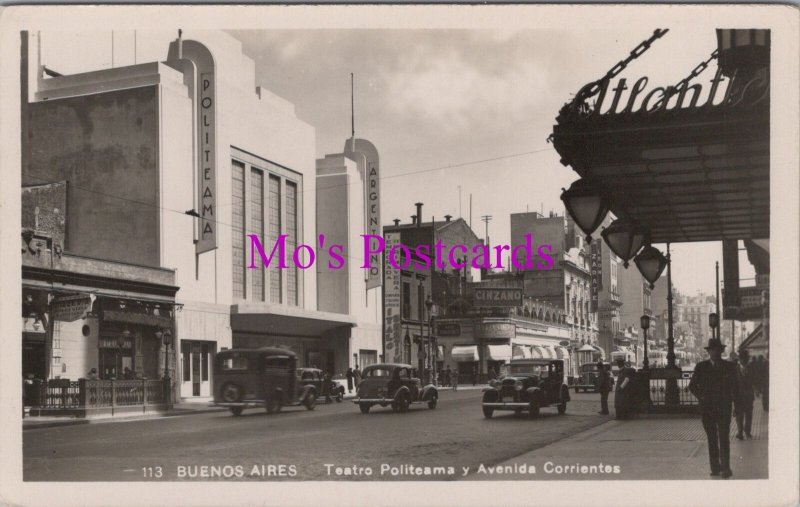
[402,282,411,319]
[286,181,298,306]
[250,169,265,301]
[232,161,246,299]
[268,175,282,303]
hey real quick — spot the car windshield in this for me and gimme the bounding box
[364,367,392,378]
[502,364,549,377]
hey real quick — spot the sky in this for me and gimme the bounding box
[38,27,757,297]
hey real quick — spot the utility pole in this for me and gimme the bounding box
[481,215,492,250]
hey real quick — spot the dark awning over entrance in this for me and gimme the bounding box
[231,303,356,338]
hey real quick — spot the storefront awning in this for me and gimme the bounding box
[451,345,479,362]
[556,346,570,360]
[486,344,512,362]
[592,345,606,359]
[512,345,532,359]
[530,345,543,358]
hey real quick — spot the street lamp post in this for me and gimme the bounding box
[641,315,650,370]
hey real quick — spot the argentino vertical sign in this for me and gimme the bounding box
[197,71,217,253]
[366,159,381,288]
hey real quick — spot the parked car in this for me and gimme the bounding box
[297,367,345,402]
[212,348,317,416]
[353,363,437,413]
[481,358,570,419]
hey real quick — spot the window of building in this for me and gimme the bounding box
[286,181,298,306]
[268,175,282,303]
[402,282,411,319]
[232,160,246,300]
[417,283,425,320]
[182,342,190,382]
[250,169,265,302]
[231,152,302,306]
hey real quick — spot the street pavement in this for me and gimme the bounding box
[24,390,768,482]
[24,389,608,481]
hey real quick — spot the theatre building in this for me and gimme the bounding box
[21,30,380,407]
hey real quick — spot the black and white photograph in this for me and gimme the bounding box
[0,4,798,507]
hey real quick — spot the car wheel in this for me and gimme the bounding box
[428,396,437,409]
[304,393,316,411]
[265,394,283,414]
[359,403,371,414]
[221,384,243,403]
[229,407,243,416]
[528,400,540,419]
[397,393,410,413]
[558,401,567,414]
[482,406,494,419]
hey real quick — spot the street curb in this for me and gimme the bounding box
[22,407,227,430]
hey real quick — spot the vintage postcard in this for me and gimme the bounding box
[0,4,797,507]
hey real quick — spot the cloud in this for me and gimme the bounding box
[382,45,552,135]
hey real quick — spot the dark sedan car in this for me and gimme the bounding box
[353,363,437,413]
[297,368,345,402]
[481,358,570,418]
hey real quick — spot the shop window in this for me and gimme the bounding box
[182,342,190,382]
[222,357,249,370]
[201,344,209,381]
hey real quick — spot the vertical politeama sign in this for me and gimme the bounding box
[383,231,402,362]
[590,241,602,312]
[196,71,217,253]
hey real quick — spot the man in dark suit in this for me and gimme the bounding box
[689,338,740,479]
[597,362,611,415]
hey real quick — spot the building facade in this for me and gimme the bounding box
[22,31,381,404]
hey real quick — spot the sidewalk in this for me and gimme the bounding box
[23,401,226,430]
[476,401,768,480]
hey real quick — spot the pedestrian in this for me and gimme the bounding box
[445,365,452,387]
[597,362,611,415]
[353,364,362,388]
[734,350,754,440]
[614,357,636,419]
[689,338,740,479]
[452,367,459,392]
[346,367,354,393]
[86,368,98,380]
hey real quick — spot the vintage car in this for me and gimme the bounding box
[296,367,345,402]
[212,348,317,416]
[574,362,603,393]
[481,358,571,419]
[353,363,438,413]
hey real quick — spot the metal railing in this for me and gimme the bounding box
[26,379,169,410]
[648,377,699,406]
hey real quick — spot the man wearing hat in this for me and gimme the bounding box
[689,338,740,478]
[597,362,612,415]
[614,357,636,419]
